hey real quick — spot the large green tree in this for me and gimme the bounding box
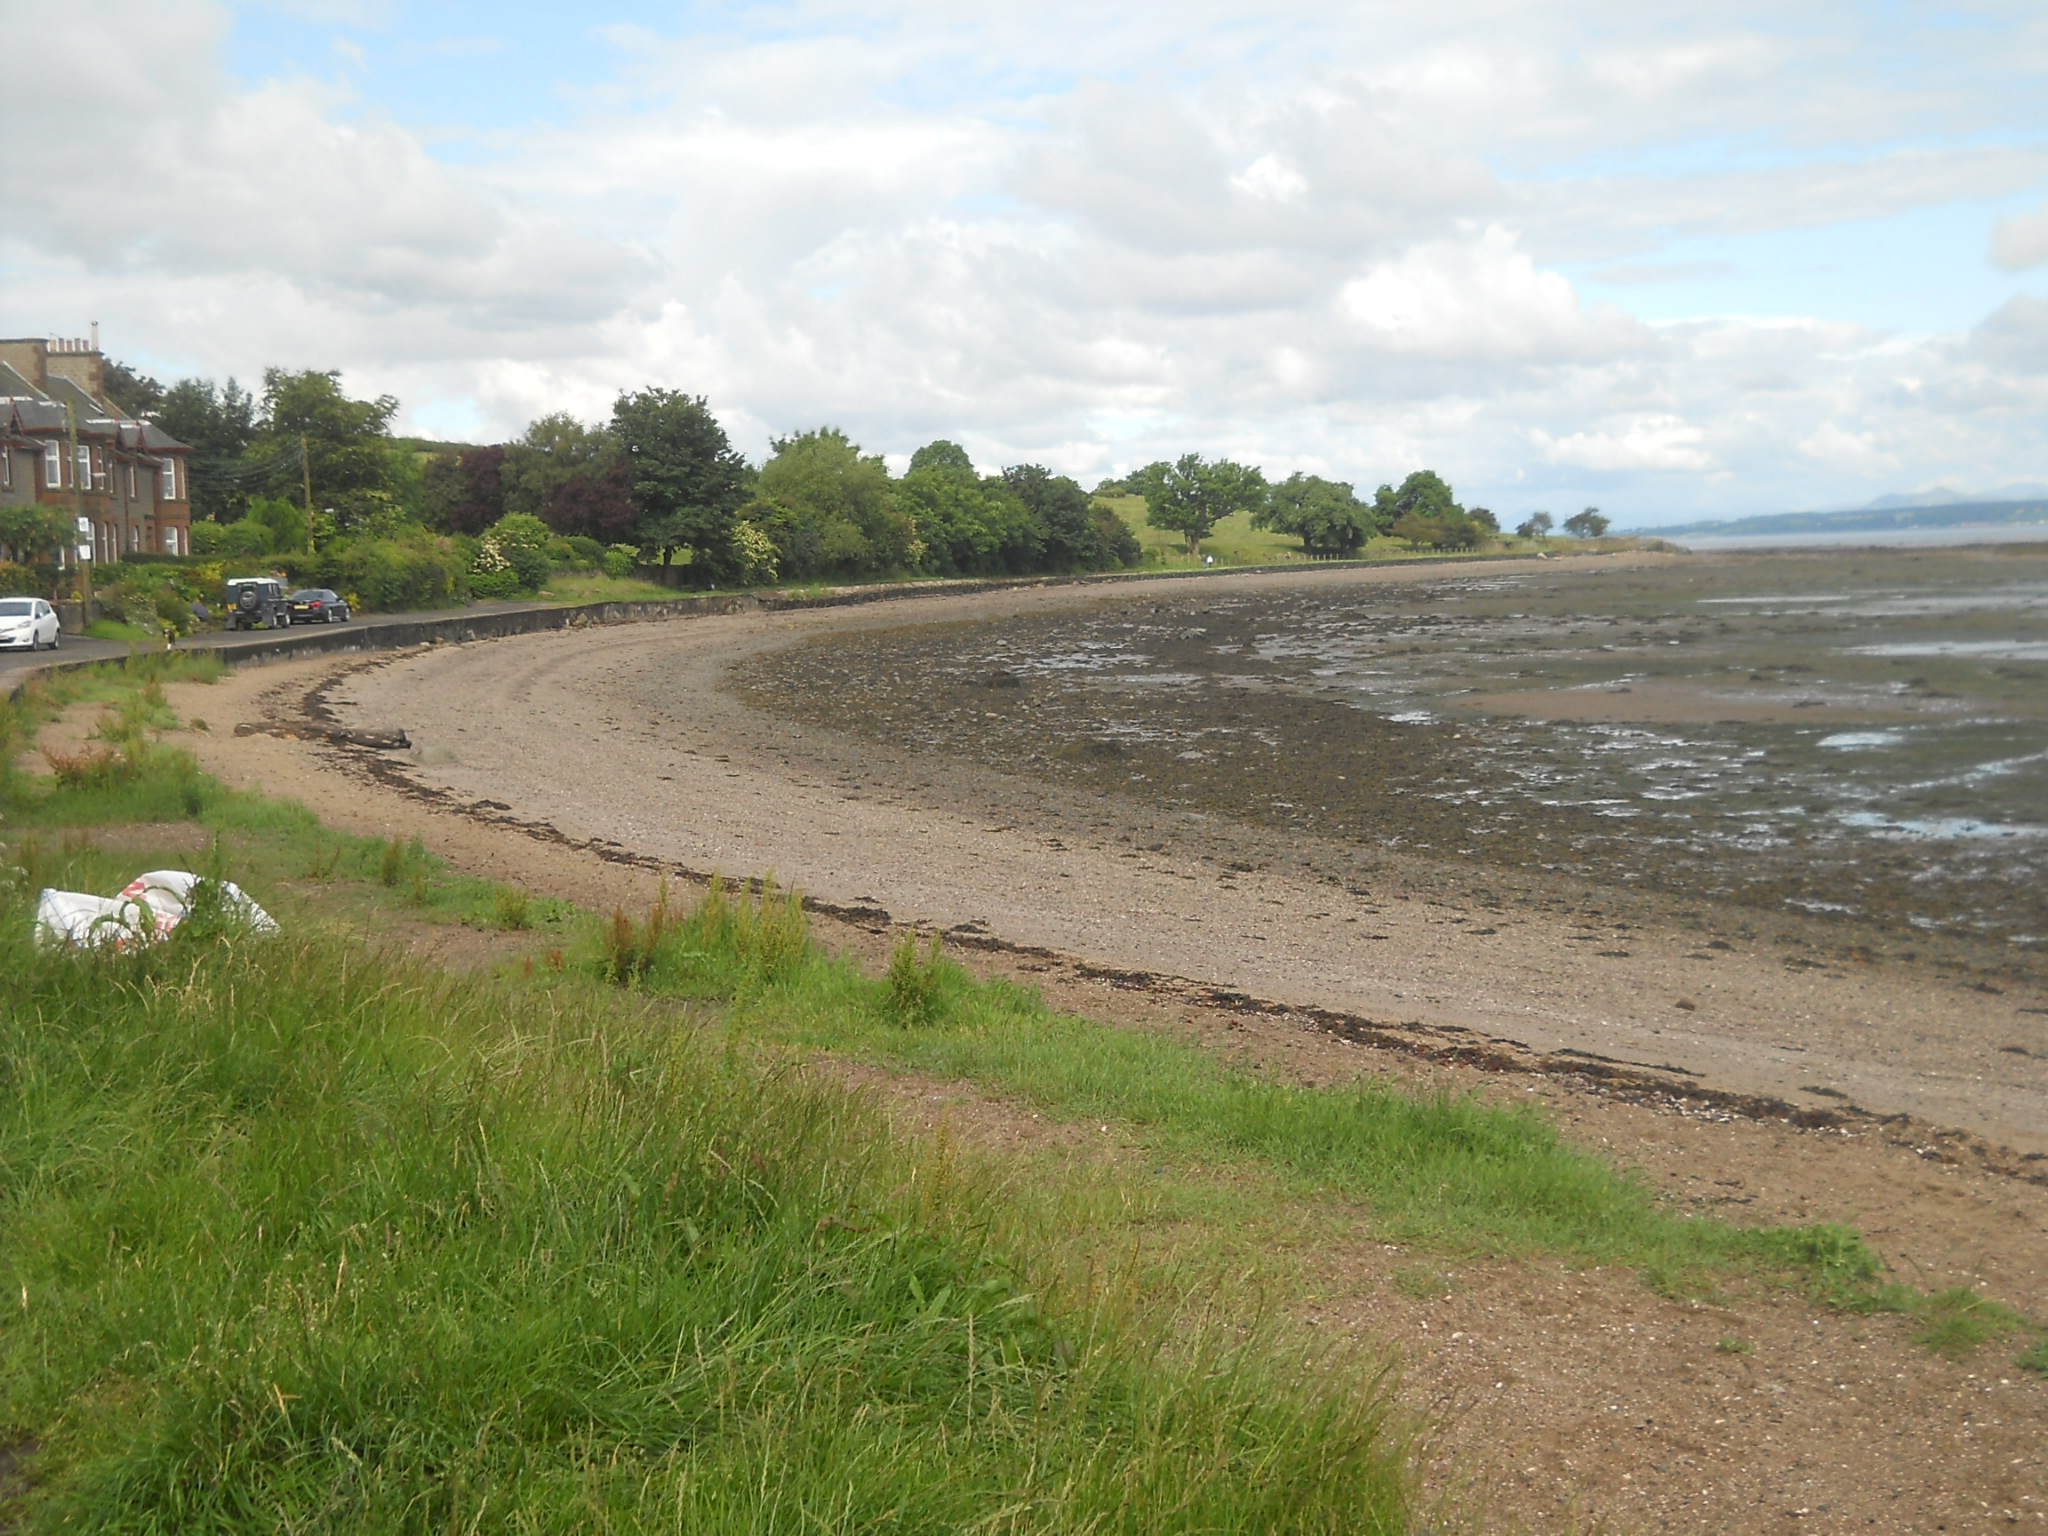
[897,440,1049,575]
[0,505,74,562]
[748,428,916,579]
[610,390,749,576]
[1376,469,1487,551]
[256,368,404,531]
[1563,507,1611,538]
[1255,473,1378,558]
[1131,454,1267,558]
[154,377,257,522]
[1002,465,1137,571]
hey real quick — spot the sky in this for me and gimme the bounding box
[3,0,2046,526]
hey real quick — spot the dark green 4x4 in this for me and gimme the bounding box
[224,577,292,631]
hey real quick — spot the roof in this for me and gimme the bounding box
[0,367,189,453]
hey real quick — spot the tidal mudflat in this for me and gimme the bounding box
[737,546,2048,969]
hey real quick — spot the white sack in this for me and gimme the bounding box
[33,870,276,950]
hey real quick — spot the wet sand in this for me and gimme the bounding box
[319,557,2048,1156]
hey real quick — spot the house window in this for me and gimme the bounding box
[77,444,90,487]
[128,523,140,552]
[91,446,106,492]
[164,525,180,555]
[161,459,178,502]
[45,441,62,488]
[127,464,136,500]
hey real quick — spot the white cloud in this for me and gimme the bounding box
[1993,197,2048,271]
[6,0,2048,521]
[1532,415,1712,473]
[1336,226,1643,363]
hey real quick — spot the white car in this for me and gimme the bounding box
[0,597,61,651]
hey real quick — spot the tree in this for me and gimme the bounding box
[1002,465,1136,571]
[545,464,638,544]
[907,439,975,475]
[1255,473,1376,558]
[1563,506,1610,538]
[154,377,256,522]
[1374,469,1490,551]
[502,413,620,518]
[750,427,914,578]
[256,368,403,530]
[1467,506,1499,533]
[900,444,1024,575]
[1516,511,1554,539]
[1131,454,1267,558]
[247,494,310,553]
[1372,469,1460,528]
[1393,508,1483,550]
[439,446,509,535]
[611,390,751,576]
[103,358,165,419]
[0,505,73,562]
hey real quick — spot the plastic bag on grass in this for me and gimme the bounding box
[33,870,277,950]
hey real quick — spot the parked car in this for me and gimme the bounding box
[224,577,292,631]
[0,596,61,651]
[289,588,351,623]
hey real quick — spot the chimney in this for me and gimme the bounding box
[44,328,108,407]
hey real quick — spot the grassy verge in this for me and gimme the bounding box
[580,896,1895,1297]
[535,570,694,604]
[2,666,1423,1532]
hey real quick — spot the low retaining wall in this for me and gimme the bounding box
[185,592,765,669]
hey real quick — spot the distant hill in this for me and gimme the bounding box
[1637,499,2048,539]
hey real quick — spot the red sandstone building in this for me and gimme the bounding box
[0,333,192,564]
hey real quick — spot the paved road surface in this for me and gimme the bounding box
[0,599,556,686]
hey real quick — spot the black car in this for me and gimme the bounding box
[289,588,351,623]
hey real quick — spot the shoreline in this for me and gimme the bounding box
[300,558,2047,1157]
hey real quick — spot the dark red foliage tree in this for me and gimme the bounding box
[545,463,637,543]
[447,446,509,535]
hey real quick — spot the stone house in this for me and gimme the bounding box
[0,333,192,563]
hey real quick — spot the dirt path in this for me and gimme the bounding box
[156,573,2048,1535]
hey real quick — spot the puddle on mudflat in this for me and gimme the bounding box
[734,548,2048,948]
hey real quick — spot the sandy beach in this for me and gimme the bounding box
[299,559,2047,1157]
[158,557,2048,1533]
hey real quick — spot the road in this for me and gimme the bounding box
[0,599,560,686]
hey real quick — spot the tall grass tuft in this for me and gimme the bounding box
[885,930,961,1028]
[0,876,1419,1532]
[592,875,815,995]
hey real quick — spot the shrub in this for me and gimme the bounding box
[602,544,637,579]
[0,559,52,598]
[468,563,523,599]
[315,536,466,611]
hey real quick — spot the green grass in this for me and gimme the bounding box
[536,570,695,604]
[582,902,1896,1293]
[1097,495,1563,571]
[1,668,1424,1532]
[0,894,1417,1531]
[81,618,155,642]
